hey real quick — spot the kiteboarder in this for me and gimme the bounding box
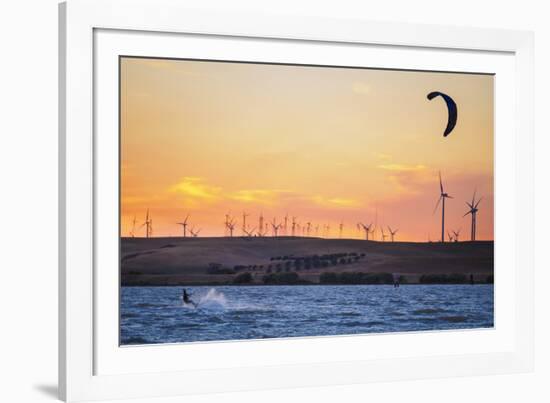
[393,273,400,288]
[182,288,197,307]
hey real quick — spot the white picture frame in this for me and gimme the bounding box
[59,0,534,401]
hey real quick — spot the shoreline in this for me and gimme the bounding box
[122,282,495,287]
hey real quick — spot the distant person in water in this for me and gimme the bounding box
[393,273,400,288]
[470,274,475,285]
[182,288,197,307]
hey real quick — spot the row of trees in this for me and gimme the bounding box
[231,252,366,274]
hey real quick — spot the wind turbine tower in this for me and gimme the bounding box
[130,215,136,237]
[464,190,482,241]
[141,209,152,238]
[243,227,256,237]
[359,222,372,240]
[271,218,282,237]
[434,171,453,243]
[381,227,388,242]
[291,216,297,237]
[452,229,461,242]
[176,214,190,238]
[388,226,398,242]
[258,213,265,237]
[227,218,236,237]
[224,212,231,236]
[190,227,201,238]
[242,211,250,236]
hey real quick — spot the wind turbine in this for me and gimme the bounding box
[243,227,256,237]
[452,228,461,242]
[447,231,454,242]
[380,227,388,242]
[306,222,312,237]
[258,225,268,237]
[291,216,298,236]
[271,218,282,237]
[140,209,152,238]
[434,171,453,243]
[359,222,373,240]
[369,224,376,240]
[339,221,344,238]
[387,226,398,242]
[464,190,482,241]
[283,214,289,236]
[190,227,201,238]
[226,218,236,237]
[129,215,137,237]
[242,211,250,236]
[176,214,190,238]
[224,212,231,236]
[373,206,378,241]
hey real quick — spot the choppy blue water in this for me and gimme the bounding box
[120,285,494,345]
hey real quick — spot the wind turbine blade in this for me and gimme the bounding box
[474,197,483,208]
[439,171,443,193]
[471,189,477,206]
[447,195,454,199]
[433,196,442,214]
[463,211,472,217]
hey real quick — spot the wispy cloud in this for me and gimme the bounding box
[168,177,363,210]
[170,178,293,206]
[378,163,427,172]
[229,189,289,205]
[376,163,434,197]
[310,195,361,208]
[170,177,222,201]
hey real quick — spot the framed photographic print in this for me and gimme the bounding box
[59,0,534,401]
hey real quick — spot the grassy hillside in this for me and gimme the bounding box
[121,237,494,286]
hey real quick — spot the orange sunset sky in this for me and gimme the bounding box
[120,57,494,241]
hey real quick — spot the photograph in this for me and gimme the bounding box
[119,56,494,345]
